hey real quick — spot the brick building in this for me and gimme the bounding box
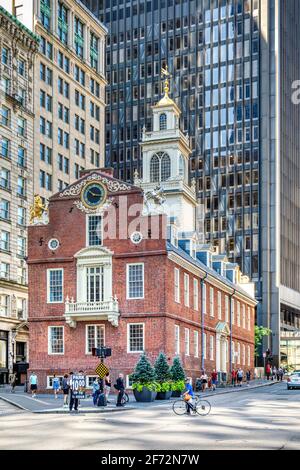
[27,85,256,391]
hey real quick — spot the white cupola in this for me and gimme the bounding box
[139,68,198,233]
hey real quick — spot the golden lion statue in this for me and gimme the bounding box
[29,195,47,224]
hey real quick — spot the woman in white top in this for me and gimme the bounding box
[200,371,208,393]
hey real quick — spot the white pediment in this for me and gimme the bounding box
[75,246,114,266]
[216,322,231,336]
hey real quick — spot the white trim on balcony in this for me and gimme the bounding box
[64,296,119,328]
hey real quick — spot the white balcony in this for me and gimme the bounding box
[64,296,120,328]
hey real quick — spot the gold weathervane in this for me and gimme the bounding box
[29,195,47,224]
[161,66,171,97]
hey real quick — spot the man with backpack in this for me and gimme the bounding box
[115,373,125,407]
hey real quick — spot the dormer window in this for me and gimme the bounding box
[150,152,171,182]
[159,113,167,130]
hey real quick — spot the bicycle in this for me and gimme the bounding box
[172,395,211,416]
[121,391,130,405]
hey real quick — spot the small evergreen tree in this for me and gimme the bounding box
[170,357,185,381]
[154,352,172,383]
[131,353,156,385]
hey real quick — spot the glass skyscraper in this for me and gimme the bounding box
[83,0,300,368]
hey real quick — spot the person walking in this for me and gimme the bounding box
[9,373,17,393]
[52,374,60,399]
[62,374,69,407]
[272,366,277,381]
[29,371,38,398]
[266,363,271,381]
[200,371,208,393]
[237,368,244,387]
[278,367,284,382]
[116,373,125,407]
[246,370,251,386]
[69,372,79,413]
[231,369,237,387]
[183,377,195,415]
[211,369,218,391]
[104,373,112,403]
[92,378,100,406]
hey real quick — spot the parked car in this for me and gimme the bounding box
[287,372,300,390]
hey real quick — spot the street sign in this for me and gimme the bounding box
[95,362,109,379]
[71,374,86,399]
[92,347,112,358]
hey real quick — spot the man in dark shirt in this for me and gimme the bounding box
[116,373,125,407]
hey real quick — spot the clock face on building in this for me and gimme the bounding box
[81,182,107,209]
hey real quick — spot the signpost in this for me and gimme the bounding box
[71,374,86,399]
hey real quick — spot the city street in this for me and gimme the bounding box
[0,382,299,450]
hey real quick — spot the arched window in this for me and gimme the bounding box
[159,113,167,131]
[150,154,160,182]
[150,152,171,182]
[161,153,171,181]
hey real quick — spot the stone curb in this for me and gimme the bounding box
[0,381,281,414]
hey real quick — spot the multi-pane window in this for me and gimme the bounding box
[184,273,189,307]
[48,326,64,354]
[1,138,9,158]
[209,335,214,360]
[218,291,222,320]
[210,287,214,317]
[47,269,63,303]
[17,118,26,136]
[74,17,84,58]
[185,328,190,356]
[194,331,199,357]
[1,106,10,126]
[225,295,229,322]
[0,262,9,279]
[242,304,246,329]
[174,268,180,303]
[159,113,167,130]
[0,169,10,189]
[202,283,207,314]
[86,325,104,354]
[128,323,144,352]
[90,32,99,70]
[203,332,207,359]
[18,147,26,167]
[0,199,9,219]
[232,299,235,324]
[193,278,198,310]
[17,236,26,257]
[87,267,104,302]
[175,325,180,354]
[18,59,25,76]
[150,152,171,182]
[41,0,51,29]
[58,1,68,44]
[2,47,8,65]
[0,231,10,251]
[127,264,144,299]
[17,207,26,226]
[0,294,9,316]
[247,307,251,331]
[88,215,102,246]
[237,301,241,327]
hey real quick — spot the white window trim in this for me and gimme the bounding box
[174,267,180,303]
[127,322,145,353]
[209,335,214,361]
[48,326,64,355]
[126,375,133,389]
[184,273,189,307]
[203,333,207,359]
[46,375,64,389]
[85,324,105,355]
[86,375,99,389]
[218,291,222,320]
[47,268,64,304]
[248,307,251,331]
[193,278,198,311]
[86,214,103,247]
[210,287,214,317]
[225,295,229,323]
[194,330,199,357]
[175,324,180,355]
[126,263,144,300]
[185,328,190,356]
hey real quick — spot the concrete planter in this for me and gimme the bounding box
[156,390,172,400]
[133,387,157,402]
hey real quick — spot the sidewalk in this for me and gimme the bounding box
[0,379,281,414]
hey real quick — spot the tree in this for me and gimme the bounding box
[170,357,185,381]
[255,326,272,357]
[131,353,156,385]
[154,352,172,383]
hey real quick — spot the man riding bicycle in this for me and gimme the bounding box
[183,378,195,415]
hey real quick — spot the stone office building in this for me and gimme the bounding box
[0,6,39,384]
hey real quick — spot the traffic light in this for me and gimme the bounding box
[91,347,112,358]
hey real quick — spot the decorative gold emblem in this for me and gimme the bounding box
[29,195,48,225]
